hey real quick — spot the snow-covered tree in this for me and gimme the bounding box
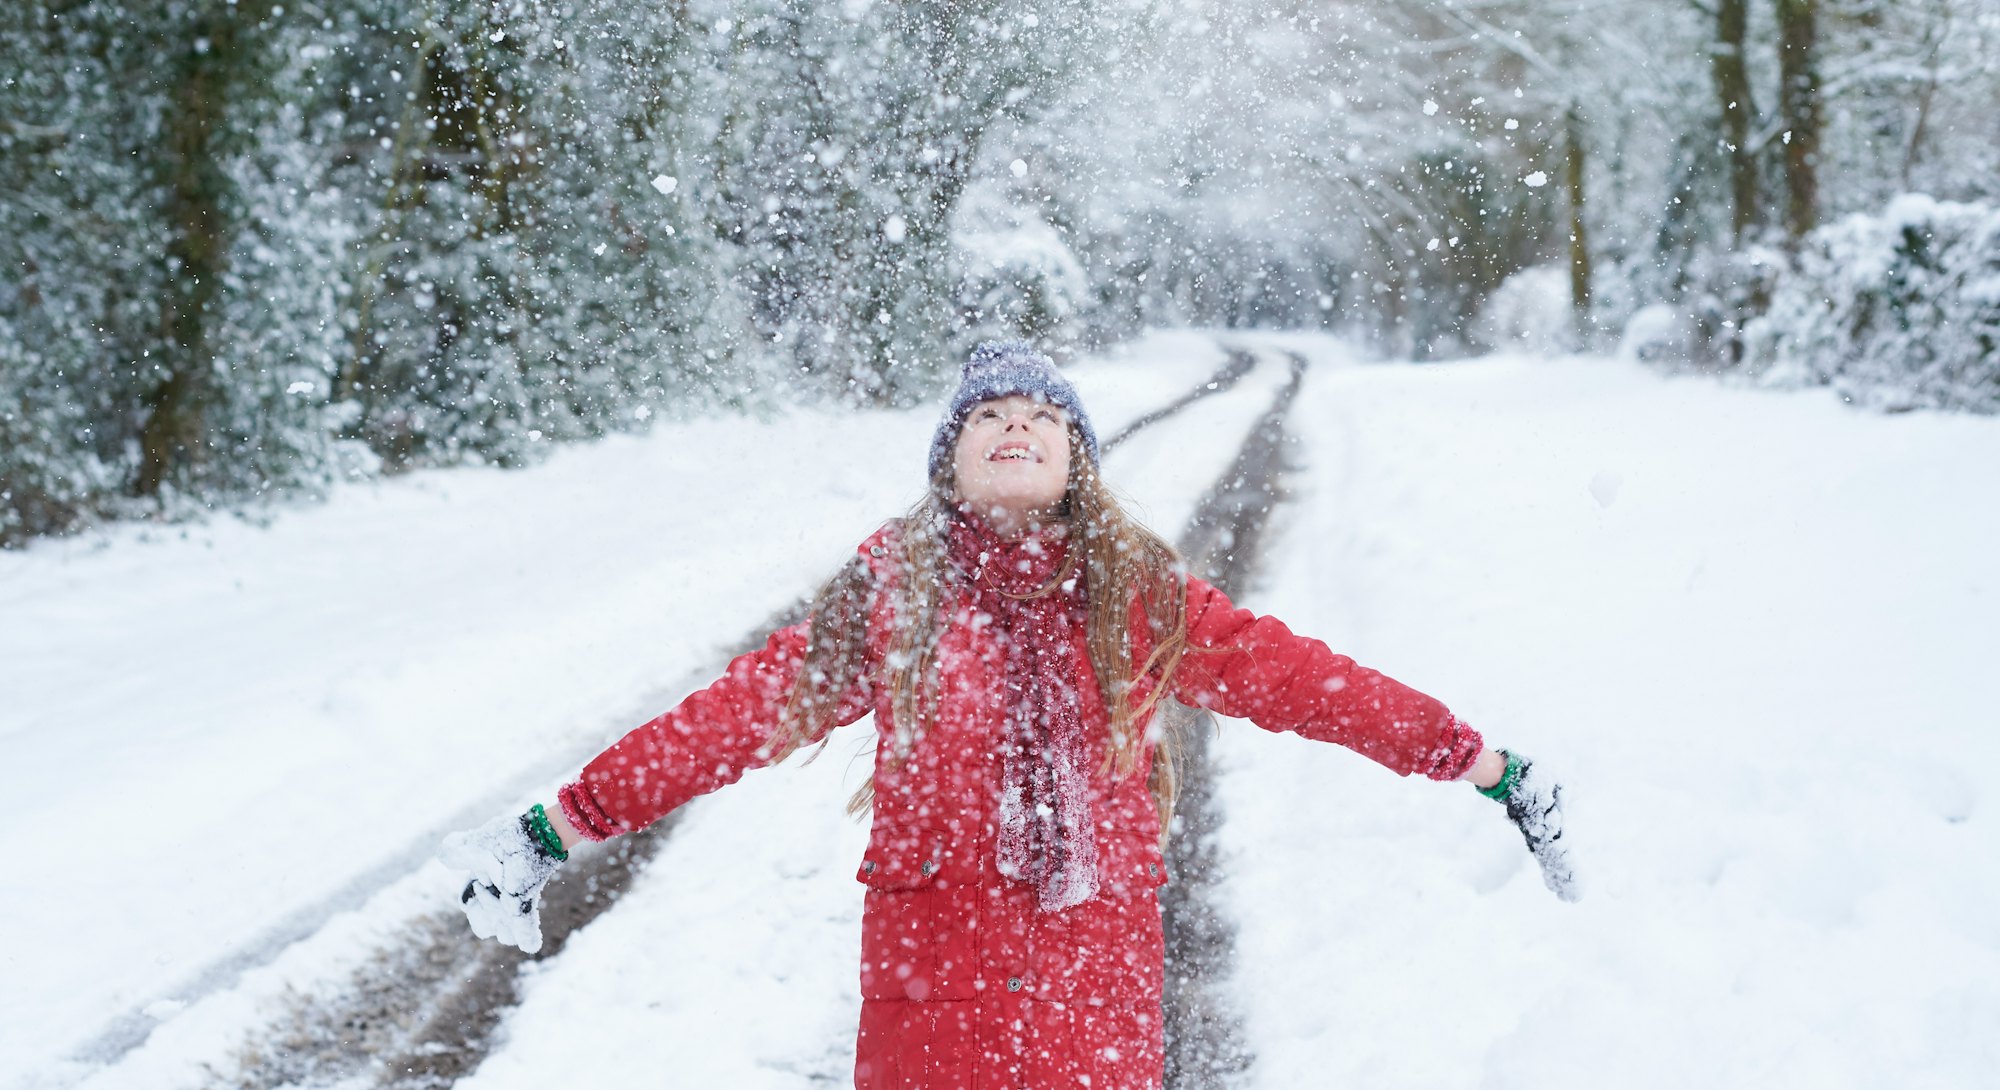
[703,0,1106,401]
[1,0,344,540]
[8,0,2000,545]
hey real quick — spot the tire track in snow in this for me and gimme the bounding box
[1160,348,1309,1090]
[1102,349,1260,451]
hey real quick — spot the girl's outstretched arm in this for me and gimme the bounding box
[554,621,819,841]
[557,525,896,842]
[1168,577,1579,900]
[442,622,853,955]
[1169,575,1482,781]
[444,529,893,951]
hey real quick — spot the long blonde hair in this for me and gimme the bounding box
[767,423,1193,830]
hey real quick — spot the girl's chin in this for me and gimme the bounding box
[965,492,1065,511]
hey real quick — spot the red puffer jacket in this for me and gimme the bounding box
[557,521,1481,1090]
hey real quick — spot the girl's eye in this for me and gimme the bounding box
[1034,410,1057,421]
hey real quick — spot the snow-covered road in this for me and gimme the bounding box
[6,333,1996,1089]
[3,331,1282,1089]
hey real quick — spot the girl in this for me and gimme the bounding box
[444,341,1578,1090]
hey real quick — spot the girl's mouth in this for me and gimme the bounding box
[989,443,1039,463]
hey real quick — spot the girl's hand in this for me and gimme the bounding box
[440,806,569,952]
[1482,751,1581,903]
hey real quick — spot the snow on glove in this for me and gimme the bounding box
[1485,751,1581,903]
[440,806,567,953]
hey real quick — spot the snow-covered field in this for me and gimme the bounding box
[4,332,1995,1089]
[1220,355,1999,1089]
[2,395,935,1088]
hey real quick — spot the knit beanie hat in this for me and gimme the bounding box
[927,341,1099,482]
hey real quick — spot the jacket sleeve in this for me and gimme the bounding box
[556,532,892,841]
[1168,576,1482,781]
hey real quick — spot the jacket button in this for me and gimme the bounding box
[862,860,877,874]
[920,860,937,877]
[1006,976,1023,992]
[1148,862,1159,877]
[869,546,886,558]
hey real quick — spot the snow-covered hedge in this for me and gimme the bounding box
[951,183,1092,354]
[1744,195,2000,412]
[1474,264,1579,356]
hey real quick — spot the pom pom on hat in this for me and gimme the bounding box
[927,341,1098,481]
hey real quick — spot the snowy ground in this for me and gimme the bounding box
[5,333,1996,1089]
[1218,355,2000,1090]
[1,330,1273,1089]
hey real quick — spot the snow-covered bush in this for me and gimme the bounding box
[1473,265,1578,355]
[1677,245,1788,371]
[1743,195,2000,412]
[1618,304,1698,364]
[952,183,1091,353]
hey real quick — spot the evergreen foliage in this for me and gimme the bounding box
[1746,195,2000,411]
[4,0,1998,545]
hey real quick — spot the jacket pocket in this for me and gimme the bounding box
[857,827,984,1003]
[858,884,986,1003]
[858,883,936,1002]
[1030,871,1168,1003]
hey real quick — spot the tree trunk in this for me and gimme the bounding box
[1564,107,1592,339]
[1776,0,1822,240]
[1711,0,1759,242]
[138,13,233,496]
[136,3,272,497]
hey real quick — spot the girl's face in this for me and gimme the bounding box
[951,394,1073,526]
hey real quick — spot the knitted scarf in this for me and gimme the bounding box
[947,513,1099,911]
